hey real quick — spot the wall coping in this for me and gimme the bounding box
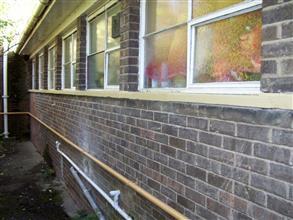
[29,90,293,110]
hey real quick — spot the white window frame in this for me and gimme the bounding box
[38,53,44,90]
[86,0,120,90]
[139,0,263,94]
[48,44,56,90]
[32,58,36,89]
[62,28,77,90]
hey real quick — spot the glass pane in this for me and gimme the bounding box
[107,3,121,48]
[64,36,72,63]
[72,33,77,62]
[193,0,243,18]
[73,63,77,88]
[90,13,106,53]
[145,26,187,88]
[107,50,120,85]
[88,53,104,89]
[64,63,71,88]
[48,70,54,89]
[39,55,44,73]
[49,47,55,69]
[193,10,261,83]
[146,0,188,33]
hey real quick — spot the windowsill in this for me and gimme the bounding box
[28,89,293,110]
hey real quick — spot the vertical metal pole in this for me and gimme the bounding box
[2,40,9,138]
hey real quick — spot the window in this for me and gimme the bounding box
[87,2,121,89]
[140,0,262,92]
[32,59,36,89]
[38,53,44,89]
[48,45,56,89]
[62,31,77,89]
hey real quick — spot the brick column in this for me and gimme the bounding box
[261,0,293,92]
[55,36,62,90]
[42,47,48,89]
[120,0,140,91]
[35,55,39,90]
[76,15,87,90]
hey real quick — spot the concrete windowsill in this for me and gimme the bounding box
[29,89,293,110]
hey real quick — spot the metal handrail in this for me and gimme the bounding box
[1,112,187,220]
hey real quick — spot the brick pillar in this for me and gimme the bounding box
[120,0,140,91]
[261,1,293,92]
[42,47,48,89]
[35,55,39,89]
[76,15,87,90]
[55,36,62,90]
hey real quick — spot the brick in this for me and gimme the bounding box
[254,143,292,165]
[219,191,248,213]
[263,3,293,24]
[262,25,278,41]
[141,110,153,120]
[161,185,176,201]
[262,41,293,58]
[166,178,184,194]
[177,150,195,164]
[147,121,161,132]
[186,165,207,181]
[169,136,186,150]
[207,198,231,219]
[147,178,160,191]
[223,137,252,155]
[272,128,293,147]
[154,112,168,123]
[178,127,198,141]
[208,147,234,165]
[270,163,293,183]
[289,185,293,201]
[251,173,287,198]
[176,172,195,188]
[161,165,176,179]
[232,211,252,220]
[234,182,266,206]
[282,21,293,38]
[261,76,293,92]
[208,173,233,193]
[196,205,218,220]
[195,181,219,200]
[199,131,222,147]
[236,155,268,175]
[187,117,208,130]
[186,141,208,156]
[162,124,178,136]
[169,114,186,127]
[209,119,235,136]
[280,58,293,75]
[168,158,185,173]
[177,195,195,212]
[261,60,277,74]
[185,188,206,206]
[221,165,249,184]
[267,195,293,218]
[160,144,176,158]
[237,124,271,143]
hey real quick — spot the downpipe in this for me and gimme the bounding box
[2,41,9,138]
[56,141,132,220]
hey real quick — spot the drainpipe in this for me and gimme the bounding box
[70,167,106,220]
[55,141,132,220]
[2,40,9,138]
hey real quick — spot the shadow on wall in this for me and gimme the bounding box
[0,52,30,138]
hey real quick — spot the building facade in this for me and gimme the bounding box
[17,0,293,219]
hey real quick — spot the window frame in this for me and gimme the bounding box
[38,53,44,90]
[86,0,120,90]
[139,0,263,94]
[32,58,36,89]
[48,44,56,90]
[62,28,77,90]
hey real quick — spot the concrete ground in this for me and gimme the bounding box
[0,140,79,219]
